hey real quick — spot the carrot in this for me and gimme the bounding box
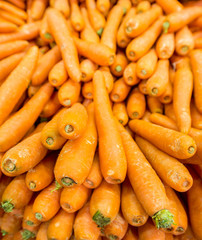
[147,96,163,114]
[50,0,70,18]
[93,70,127,183]
[117,0,131,13]
[104,212,128,240]
[110,52,128,77]
[117,121,174,229]
[110,78,131,103]
[97,0,110,16]
[1,212,22,236]
[117,7,136,48]
[82,81,93,99]
[99,66,114,93]
[22,202,40,230]
[136,48,158,79]
[127,89,146,119]
[58,79,81,107]
[1,174,33,213]
[0,175,12,202]
[125,4,162,38]
[113,102,128,126]
[158,78,173,104]
[149,113,178,131]
[74,202,100,240]
[0,22,40,43]
[190,100,202,129]
[47,209,75,240]
[27,85,40,98]
[30,0,48,20]
[86,0,106,35]
[36,222,48,240]
[90,180,120,228]
[123,62,139,86]
[55,102,97,187]
[174,225,197,240]
[0,46,38,126]
[123,227,138,240]
[5,0,25,9]
[0,18,17,33]
[69,0,84,32]
[33,181,61,222]
[138,79,148,95]
[122,178,148,226]
[156,33,175,59]
[80,59,97,82]
[47,8,81,82]
[80,6,100,43]
[190,50,202,114]
[156,0,183,14]
[74,37,115,66]
[0,82,53,152]
[126,17,164,61]
[0,10,25,26]
[0,1,27,20]
[136,1,151,13]
[163,7,202,33]
[101,5,124,52]
[40,11,54,43]
[13,229,36,240]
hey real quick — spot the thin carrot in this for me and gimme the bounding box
[138,79,148,95]
[110,50,128,77]
[117,121,174,229]
[90,179,120,228]
[47,209,75,240]
[156,33,175,59]
[113,102,128,126]
[36,222,48,240]
[80,59,97,82]
[70,0,84,32]
[110,78,131,103]
[40,11,54,43]
[82,81,93,99]
[123,62,140,86]
[30,0,48,20]
[22,201,40,230]
[136,1,151,13]
[25,152,56,191]
[93,70,127,183]
[126,16,164,61]
[0,1,27,20]
[190,100,202,130]
[0,18,18,33]
[50,0,70,18]
[123,226,138,240]
[1,212,22,236]
[96,0,110,16]
[74,202,100,240]
[33,181,61,222]
[156,0,183,14]
[1,174,33,213]
[49,60,68,87]
[147,96,163,114]
[0,10,25,26]
[121,178,148,226]
[47,8,81,82]
[58,79,81,107]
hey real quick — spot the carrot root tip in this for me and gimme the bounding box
[152,209,174,229]
[181,46,189,53]
[92,210,111,228]
[51,79,57,85]
[113,94,120,100]
[63,99,72,106]
[29,181,36,190]
[97,28,104,36]
[3,159,16,173]
[108,234,118,240]
[151,88,158,95]
[1,230,8,236]
[188,146,195,154]
[132,112,139,118]
[115,65,122,72]
[65,125,74,134]
[35,213,43,220]
[176,227,185,233]
[141,69,147,76]
[44,32,53,40]
[1,200,14,213]
[26,220,34,226]
[21,229,36,240]
[61,177,77,187]
[163,21,170,34]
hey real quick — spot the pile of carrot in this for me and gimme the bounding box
[0,0,201,239]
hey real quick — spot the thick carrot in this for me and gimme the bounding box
[32,46,61,86]
[0,1,27,19]
[0,82,53,152]
[104,212,128,240]
[36,222,48,240]
[156,0,183,14]
[58,79,81,107]
[50,0,70,18]
[30,0,48,20]
[125,4,162,38]
[156,33,175,59]
[25,152,56,191]
[93,70,127,184]
[121,178,148,226]
[110,78,131,103]
[22,202,40,230]
[123,226,138,240]
[83,151,103,189]
[0,18,17,33]
[33,181,61,222]
[147,96,163,114]
[138,79,148,95]
[74,202,100,240]
[126,17,164,61]
[129,120,197,159]
[96,0,110,15]
[80,59,97,82]
[127,89,146,119]
[47,8,81,82]
[190,49,202,114]
[0,22,40,43]
[90,179,120,228]
[0,46,38,126]
[117,121,174,229]
[74,37,115,66]
[0,10,25,26]
[54,103,97,187]
[47,209,75,240]
[1,174,33,213]
[113,102,129,126]
[190,100,202,129]
[82,81,93,99]
[110,50,128,77]
[123,62,140,86]
[1,212,22,236]
[60,184,91,213]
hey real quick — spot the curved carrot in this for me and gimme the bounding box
[147,96,163,114]
[0,1,27,20]
[83,151,103,189]
[55,102,97,187]
[50,0,70,18]
[22,201,40,230]
[99,66,114,93]
[0,82,53,152]
[0,18,17,33]
[0,46,38,126]
[156,33,175,59]
[156,0,183,14]
[33,181,61,222]
[110,50,128,77]
[82,81,93,99]
[90,179,120,228]
[113,102,128,126]
[117,121,174,229]
[25,152,56,191]
[58,79,81,107]
[136,1,151,13]
[190,100,202,129]
[70,0,84,32]
[96,0,110,15]
[110,78,131,103]
[80,59,97,82]
[74,202,100,240]
[127,89,146,119]
[47,209,75,240]
[36,222,48,240]
[126,16,164,61]
[30,0,48,20]
[1,212,22,236]
[47,8,81,82]
[122,178,148,226]
[1,174,33,213]
[0,10,25,26]
[93,70,127,183]
[123,62,140,86]
[138,79,148,95]
[123,226,138,240]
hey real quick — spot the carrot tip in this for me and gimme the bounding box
[44,32,53,40]
[61,177,77,187]
[113,94,120,100]
[63,203,72,210]
[128,76,133,82]
[26,220,34,226]
[1,230,8,236]
[51,79,58,85]
[81,72,86,79]
[29,181,36,190]
[21,230,36,240]
[1,200,14,213]
[163,96,170,102]
[3,159,16,173]
[108,234,118,240]
[120,39,126,46]
[129,51,135,57]
[92,210,111,228]
[65,125,74,134]
[132,112,139,118]
[176,227,185,233]
[97,28,104,36]
[85,179,94,187]
[151,88,158,95]
[35,212,43,220]
[181,45,189,53]
[119,119,124,124]
[188,146,195,154]
[182,180,190,188]
[152,209,174,229]
[63,99,72,107]
[126,26,132,33]
[46,137,54,145]
[123,7,127,14]
[163,21,170,34]
[115,65,122,72]
[132,216,144,225]
[141,69,147,76]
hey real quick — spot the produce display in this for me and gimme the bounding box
[0,0,201,239]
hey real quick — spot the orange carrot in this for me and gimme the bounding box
[0,1,27,20]
[47,8,81,82]
[156,0,183,14]
[190,100,202,129]
[113,102,129,126]
[99,66,114,93]
[156,33,175,59]
[136,1,151,13]
[117,0,132,14]
[81,61,97,85]
[122,178,148,226]
[93,70,127,184]
[22,201,40,229]
[36,222,48,240]
[0,82,53,152]
[96,0,110,16]
[82,81,93,99]
[110,78,131,103]
[30,0,48,20]
[158,75,173,104]
[50,0,70,17]
[149,113,178,131]
[110,51,128,77]
[40,11,54,43]
[1,212,22,236]
[123,62,140,86]
[0,10,25,26]
[123,226,138,240]
[0,17,18,33]
[147,96,163,114]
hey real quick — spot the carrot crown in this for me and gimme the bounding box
[1,230,8,236]
[21,229,36,240]
[108,234,118,240]
[26,220,34,226]
[92,210,111,228]
[61,177,77,187]
[97,28,104,36]
[51,180,63,192]
[1,200,14,213]
[152,209,174,229]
